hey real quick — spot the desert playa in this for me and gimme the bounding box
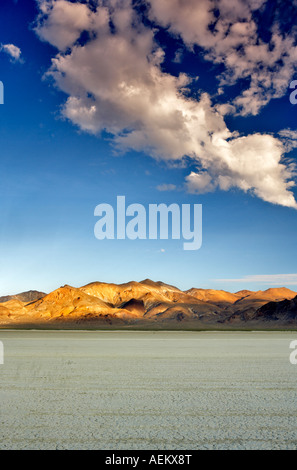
[0,330,297,450]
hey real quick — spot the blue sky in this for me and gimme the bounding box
[0,0,297,295]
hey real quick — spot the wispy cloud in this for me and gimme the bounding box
[278,129,297,152]
[215,274,297,286]
[1,43,22,62]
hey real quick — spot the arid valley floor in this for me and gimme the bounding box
[1,330,296,450]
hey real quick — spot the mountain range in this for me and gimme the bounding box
[0,280,297,329]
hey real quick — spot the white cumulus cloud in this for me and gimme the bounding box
[34,0,297,209]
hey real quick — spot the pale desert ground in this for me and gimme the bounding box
[0,330,296,450]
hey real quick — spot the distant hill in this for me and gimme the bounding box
[0,290,46,304]
[0,281,296,329]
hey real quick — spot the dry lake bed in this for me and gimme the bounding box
[0,330,297,450]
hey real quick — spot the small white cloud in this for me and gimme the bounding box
[1,43,22,61]
[215,274,297,286]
